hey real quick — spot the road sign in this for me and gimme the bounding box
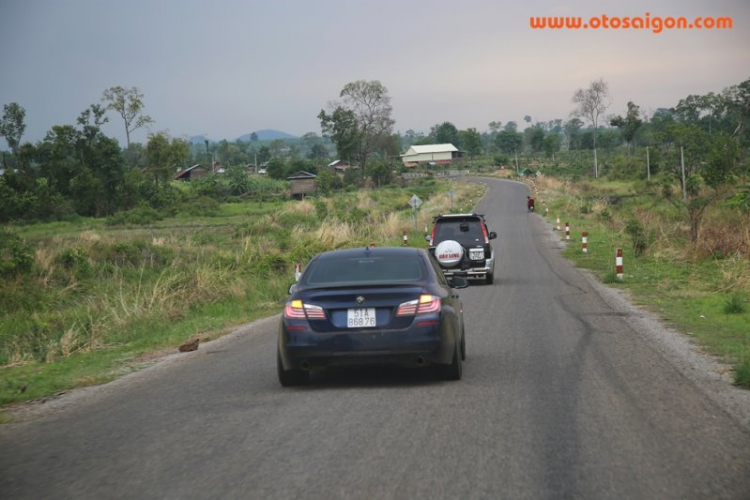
[408,195,422,209]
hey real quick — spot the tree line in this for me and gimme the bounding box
[2,77,749,224]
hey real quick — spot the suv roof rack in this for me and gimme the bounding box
[432,212,485,222]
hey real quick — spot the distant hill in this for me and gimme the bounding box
[188,129,297,145]
[236,129,297,142]
[189,135,215,145]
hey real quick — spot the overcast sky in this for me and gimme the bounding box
[1,0,749,146]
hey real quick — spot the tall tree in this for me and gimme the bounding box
[564,118,583,150]
[571,78,610,178]
[431,121,460,146]
[543,133,562,159]
[0,102,26,172]
[526,126,545,155]
[102,86,154,148]
[610,101,643,161]
[318,80,395,170]
[460,128,482,159]
[723,78,750,140]
[495,130,523,155]
[146,132,189,187]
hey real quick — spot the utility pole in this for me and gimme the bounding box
[680,146,687,202]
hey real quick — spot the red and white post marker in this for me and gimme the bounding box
[403,230,408,246]
[556,216,561,231]
[294,263,302,281]
[565,222,571,240]
[582,232,588,253]
[616,248,624,280]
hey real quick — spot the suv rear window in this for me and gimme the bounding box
[434,220,484,242]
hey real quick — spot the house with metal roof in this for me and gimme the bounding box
[400,144,464,167]
[174,164,210,181]
[287,171,317,199]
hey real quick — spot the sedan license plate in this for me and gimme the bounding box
[347,308,376,328]
[469,248,484,260]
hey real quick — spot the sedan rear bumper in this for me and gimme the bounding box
[279,324,456,370]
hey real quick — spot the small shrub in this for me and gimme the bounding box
[602,270,621,284]
[55,247,92,278]
[0,229,34,277]
[178,196,221,216]
[735,361,750,388]
[94,240,174,269]
[106,203,164,226]
[314,199,329,220]
[723,294,746,315]
[625,218,648,257]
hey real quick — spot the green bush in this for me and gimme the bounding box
[0,229,34,277]
[177,196,220,216]
[105,203,164,226]
[55,247,92,279]
[92,240,174,269]
[625,218,648,257]
[723,294,746,315]
[314,200,329,220]
[735,361,750,388]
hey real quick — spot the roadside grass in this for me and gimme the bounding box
[0,179,483,415]
[533,174,750,387]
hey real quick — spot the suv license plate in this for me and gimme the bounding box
[469,248,484,260]
[347,308,376,328]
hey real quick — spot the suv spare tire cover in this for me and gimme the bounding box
[435,240,464,268]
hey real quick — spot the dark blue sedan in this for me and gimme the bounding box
[277,246,468,386]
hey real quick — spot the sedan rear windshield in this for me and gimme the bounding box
[304,256,426,286]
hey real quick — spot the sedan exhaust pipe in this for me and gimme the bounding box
[414,356,427,367]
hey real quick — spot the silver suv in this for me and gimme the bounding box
[426,213,497,284]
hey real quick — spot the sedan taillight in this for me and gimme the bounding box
[396,295,441,316]
[284,300,326,320]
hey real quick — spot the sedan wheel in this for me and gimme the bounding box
[277,351,308,387]
[438,342,462,381]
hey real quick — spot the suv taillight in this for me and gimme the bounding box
[481,223,489,244]
[429,225,436,246]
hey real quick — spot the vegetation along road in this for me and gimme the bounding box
[1,178,749,499]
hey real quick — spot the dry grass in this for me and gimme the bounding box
[285,198,316,216]
[717,253,750,293]
[696,211,750,259]
[356,191,375,212]
[374,212,405,240]
[306,220,355,247]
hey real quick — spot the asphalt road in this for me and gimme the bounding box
[2,178,750,499]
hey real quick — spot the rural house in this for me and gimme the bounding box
[400,144,464,167]
[287,171,317,199]
[174,164,210,181]
[327,159,355,173]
